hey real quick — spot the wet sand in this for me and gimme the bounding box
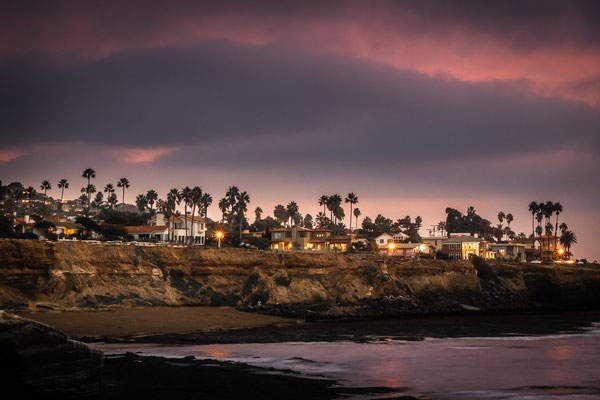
[17,306,296,339]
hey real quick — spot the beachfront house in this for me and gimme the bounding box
[375,233,395,250]
[489,243,526,262]
[441,234,488,260]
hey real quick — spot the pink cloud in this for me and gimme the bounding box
[0,147,28,162]
[107,146,181,163]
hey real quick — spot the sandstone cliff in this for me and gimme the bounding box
[0,239,599,317]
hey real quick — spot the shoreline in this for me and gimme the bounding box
[16,306,297,340]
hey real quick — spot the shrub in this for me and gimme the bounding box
[471,255,498,281]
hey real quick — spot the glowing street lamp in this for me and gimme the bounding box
[388,242,396,253]
[419,244,427,253]
[557,248,565,259]
[215,231,224,248]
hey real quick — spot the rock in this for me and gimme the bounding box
[0,310,103,399]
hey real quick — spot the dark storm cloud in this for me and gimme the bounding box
[1,41,599,165]
[1,0,598,57]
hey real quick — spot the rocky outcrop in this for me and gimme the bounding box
[0,239,599,318]
[0,310,103,399]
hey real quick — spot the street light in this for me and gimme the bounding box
[388,242,396,253]
[215,231,224,248]
[557,248,565,260]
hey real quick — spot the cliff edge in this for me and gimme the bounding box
[1,239,599,318]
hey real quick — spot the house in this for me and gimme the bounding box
[441,234,488,260]
[489,243,526,262]
[511,237,540,261]
[421,236,446,251]
[392,232,409,243]
[147,213,207,244]
[307,234,354,252]
[384,242,433,257]
[537,235,558,260]
[270,226,330,250]
[54,220,86,237]
[375,233,395,250]
[126,225,169,241]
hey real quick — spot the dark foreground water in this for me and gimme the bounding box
[94,313,600,400]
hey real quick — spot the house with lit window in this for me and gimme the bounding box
[144,213,207,244]
[511,237,540,261]
[421,236,446,251]
[384,242,433,257]
[270,226,330,250]
[375,233,395,250]
[441,234,489,260]
[489,243,526,262]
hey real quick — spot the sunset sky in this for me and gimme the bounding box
[1,1,599,259]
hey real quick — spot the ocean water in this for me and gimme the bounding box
[95,318,600,399]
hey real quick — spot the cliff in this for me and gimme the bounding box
[1,239,599,318]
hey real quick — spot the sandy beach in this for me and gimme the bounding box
[17,306,295,339]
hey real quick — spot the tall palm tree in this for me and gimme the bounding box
[82,168,96,210]
[543,201,554,258]
[286,201,299,227]
[81,184,96,216]
[225,186,239,223]
[91,192,104,212]
[345,193,359,232]
[528,201,538,239]
[146,189,158,214]
[553,202,563,238]
[200,193,212,218]
[318,195,328,217]
[218,198,228,222]
[189,186,202,244]
[181,186,193,244]
[353,208,361,231]
[117,178,130,212]
[559,222,568,233]
[58,179,69,202]
[235,191,250,239]
[167,188,181,241]
[328,194,342,223]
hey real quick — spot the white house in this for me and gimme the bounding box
[375,233,395,250]
[490,243,526,262]
[148,213,207,244]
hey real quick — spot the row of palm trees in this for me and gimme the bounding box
[528,200,577,258]
[217,186,250,239]
[317,193,360,231]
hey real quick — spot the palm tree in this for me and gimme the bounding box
[225,186,239,223]
[117,178,130,212]
[107,193,118,209]
[58,179,69,202]
[559,230,577,258]
[328,194,342,223]
[200,193,212,218]
[255,207,263,222]
[40,180,51,203]
[318,195,328,217]
[437,221,447,237]
[135,194,147,213]
[189,186,202,244]
[81,184,96,216]
[553,202,563,238]
[146,189,158,214]
[235,191,250,239]
[559,222,568,233]
[82,168,96,210]
[353,208,361,231]
[218,198,228,222]
[345,193,358,232]
[167,188,181,241]
[181,186,193,244]
[543,201,554,258]
[91,192,104,211]
[286,201,299,227]
[528,201,538,239]
[104,183,115,199]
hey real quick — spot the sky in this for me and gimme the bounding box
[0,0,599,259]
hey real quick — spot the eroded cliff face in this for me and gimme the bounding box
[0,239,599,317]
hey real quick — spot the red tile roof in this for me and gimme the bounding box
[149,214,206,223]
[126,225,168,233]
